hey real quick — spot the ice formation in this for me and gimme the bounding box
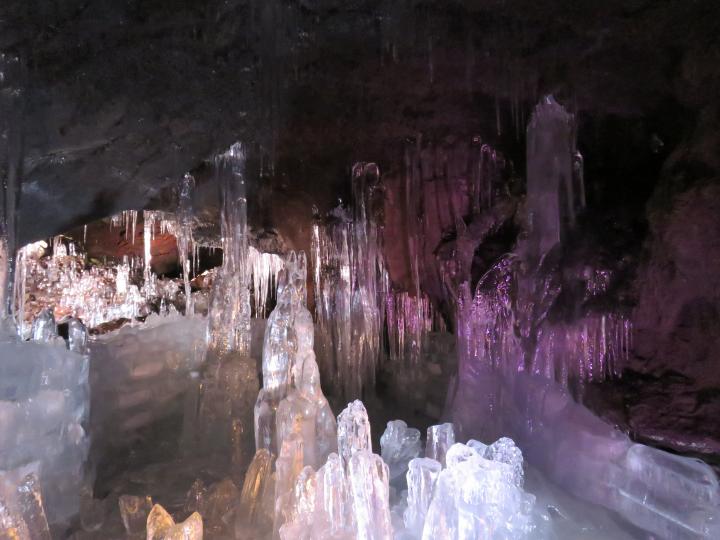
[524,94,585,265]
[425,423,455,467]
[380,420,421,482]
[146,503,203,540]
[89,312,207,450]
[207,142,252,357]
[0,335,90,527]
[451,264,720,539]
[15,239,151,332]
[311,163,388,400]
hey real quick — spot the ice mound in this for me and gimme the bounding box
[0,339,90,527]
[450,368,720,539]
[89,313,207,450]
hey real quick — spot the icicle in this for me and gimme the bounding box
[177,174,196,316]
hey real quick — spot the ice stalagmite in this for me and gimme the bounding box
[425,423,455,467]
[337,400,372,469]
[146,504,203,540]
[403,457,441,536]
[257,251,337,468]
[421,439,535,540]
[348,450,393,540]
[238,448,275,525]
[380,420,422,482]
[255,272,298,455]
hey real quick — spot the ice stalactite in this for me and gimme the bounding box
[456,256,631,394]
[176,173,196,316]
[142,210,160,299]
[15,240,152,330]
[385,291,438,368]
[311,163,388,401]
[248,246,284,318]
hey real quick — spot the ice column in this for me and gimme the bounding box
[207,142,252,356]
[524,95,583,265]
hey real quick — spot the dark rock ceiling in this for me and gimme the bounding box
[1,0,719,246]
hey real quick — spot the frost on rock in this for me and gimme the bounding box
[380,420,422,482]
[425,423,455,467]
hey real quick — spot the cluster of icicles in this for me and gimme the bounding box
[311,163,443,402]
[15,209,285,334]
[138,251,536,540]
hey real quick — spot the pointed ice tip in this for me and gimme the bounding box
[543,94,557,105]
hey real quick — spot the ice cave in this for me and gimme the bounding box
[2,2,720,539]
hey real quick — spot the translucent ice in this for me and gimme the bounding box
[403,457,441,536]
[380,420,422,481]
[239,449,275,524]
[425,423,455,467]
[207,142,252,356]
[485,437,524,489]
[348,449,393,540]
[315,452,353,536]
[0,340,89,526]
[421,454,535,539]
[337,400,372,469]
[30,308,57,343]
